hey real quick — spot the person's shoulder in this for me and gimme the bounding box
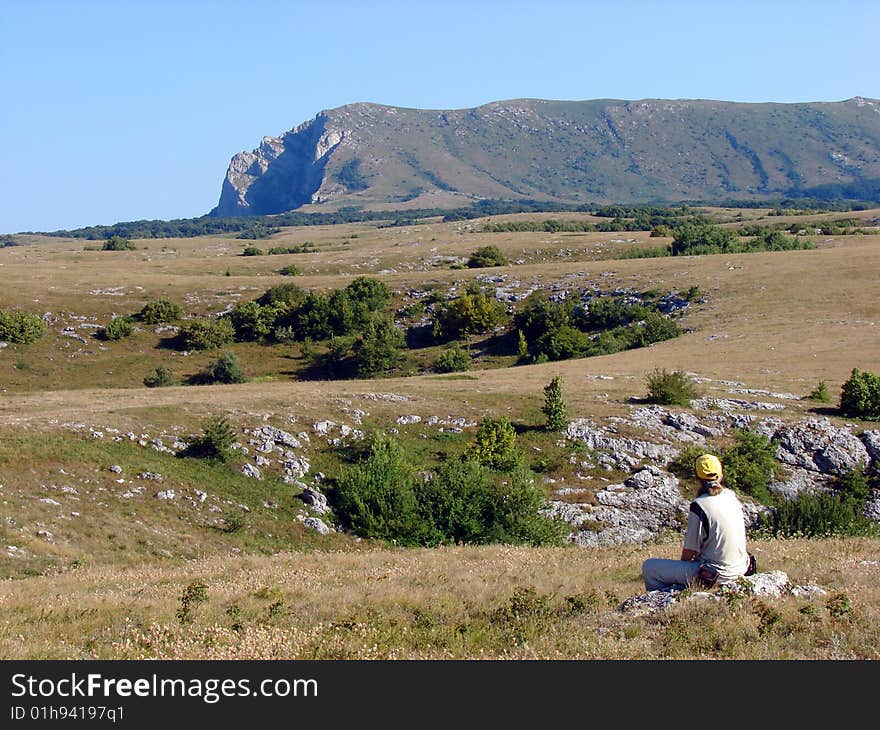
[721,487,744,503]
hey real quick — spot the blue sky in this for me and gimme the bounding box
[2,0,878,233]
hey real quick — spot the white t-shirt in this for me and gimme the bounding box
[684,487,750,582]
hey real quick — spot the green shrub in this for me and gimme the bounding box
[226,301,272,341]
[286,292,333,341]
[330,433,425,545]
[102,235,136,251]
[99,316,134,341]
[839,368,880,420]
[351,316,405,378]
[331,436,564,548]
[177,318,235,350]
[533,325,590,361]
[467,245,508,268]
[542,376,568,431]
[671,223,740,256]
[196,351,246,384]
[139,298,181,324]
[806,380,832,403]
[323,277,392,336]
[629,311,682,347]
[757,490,877,538]
[176,581,208,624]
[432,291,507,342]
[257,282,305,309]
[416,459,496,545]
[468,416,521,471]
[143,364,174,388]
[241,246,264,256]
[418,460,565,547]
[178,416,237,462]
[720,429,780,504]
[434,343,471,373]
[278,264,301,276]
[645,369,698,406]
[487,468,568,546]
[0,310,47,344]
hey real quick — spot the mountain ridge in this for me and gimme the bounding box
[210,97,880,217]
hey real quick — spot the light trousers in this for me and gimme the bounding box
[641,558,702,592]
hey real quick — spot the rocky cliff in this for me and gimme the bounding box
[210,97,880,217]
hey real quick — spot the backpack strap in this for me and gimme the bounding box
[689,500,710,536]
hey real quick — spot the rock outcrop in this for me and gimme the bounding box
[619,571,827,616]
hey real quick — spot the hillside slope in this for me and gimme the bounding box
[210,97,880,216]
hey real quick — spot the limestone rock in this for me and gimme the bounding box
[772,418,869,476]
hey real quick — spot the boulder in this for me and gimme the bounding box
[772,418,869,476]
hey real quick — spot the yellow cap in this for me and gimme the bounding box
[694,454,723,481]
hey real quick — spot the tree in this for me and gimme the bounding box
[542,377,568,431]
[434,342,471,373]
[100,316,134,341]
[840,368,880,420]
[226,301,272,341]
[144,364,174,388]
[352,316,405,377]
[139,298,181,324]
[467,245,508,268]
[177,318,235,350]
[0,309,47,344]
[671,223,739,256]
[178,416,237,462]
[197,351,246,384]
[102,235,136,251]
[433,291,507,342]
[468,416,520,471]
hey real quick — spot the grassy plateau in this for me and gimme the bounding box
[2,204,880,659]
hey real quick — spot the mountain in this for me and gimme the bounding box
[210,97,880,217]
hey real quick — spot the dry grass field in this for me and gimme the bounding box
[1,205,879,659]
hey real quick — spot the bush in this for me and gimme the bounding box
[178,416,237,462]
[241,246,264,256]
[757,490,877,538]
[226,301,272,341]
[434,343,471,373]
[487,468,568,546]
[177,318,235,350]
[176,581,208,624]
[351,316,405,378]
[278,264,301,276]
[629,311,682,347]
[0,310,47,344]
[467,245,508,268]
[468,416,521,471]
[143,364,174,388]
[433,291,507,342]
[102,235,136,251]
[671,223,740,256]
[719,429,780,504]
[645,369,698,406]
[331,436,565,547]
[418,460,566,547]
[839,368,880,420]
[139,298,181,324]
[99,316,134,341]
[806,380,832,403]
[257,283,305,309]
[330,433,425,545]
[542,376,568,431]
[195,351,246,384]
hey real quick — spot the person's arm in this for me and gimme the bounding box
[680,548,699,561]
